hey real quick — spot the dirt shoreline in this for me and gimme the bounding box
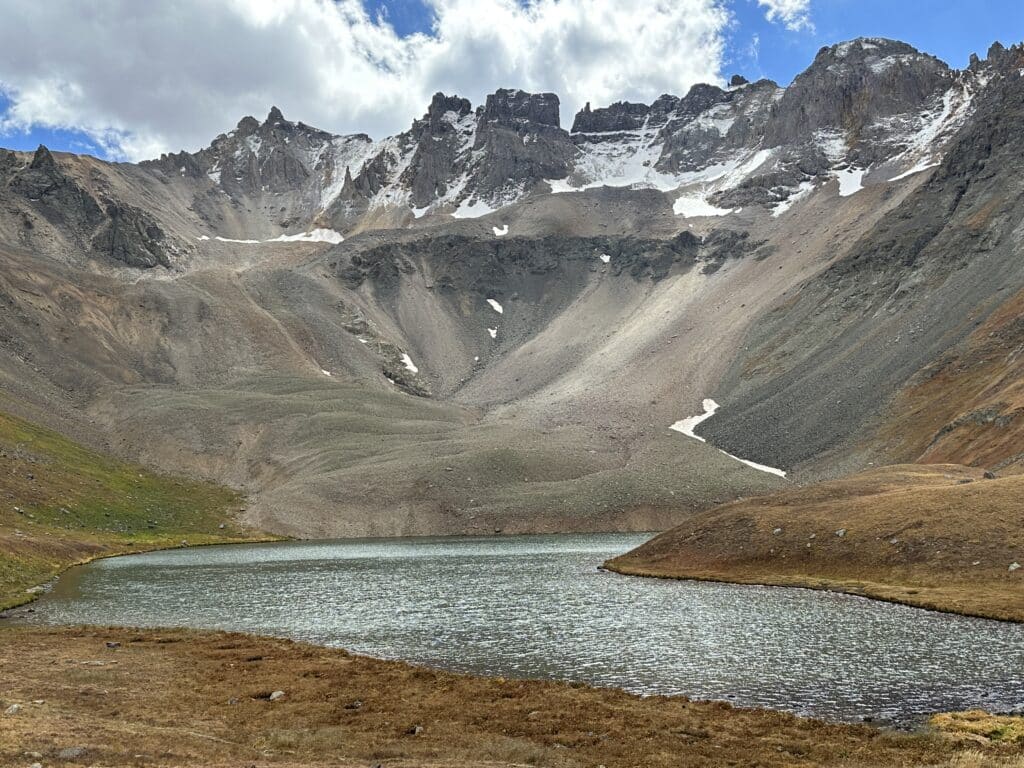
[2,625,1022,768]
[602,561,1024,624]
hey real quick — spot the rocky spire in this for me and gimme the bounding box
[29,145,58,173]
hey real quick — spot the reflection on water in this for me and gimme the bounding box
[19,533,1024,725]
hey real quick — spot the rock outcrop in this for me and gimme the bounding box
[90,202,171,268]
[10,146,104,230]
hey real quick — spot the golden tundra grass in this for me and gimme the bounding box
[2,626,1021,768]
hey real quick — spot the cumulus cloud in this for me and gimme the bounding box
[0,0,731,161]
[756,0,813,31]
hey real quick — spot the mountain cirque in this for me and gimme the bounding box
[0,38,1023,538]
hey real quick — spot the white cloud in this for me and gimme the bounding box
[756,0,813,31]
[0,0,731,161]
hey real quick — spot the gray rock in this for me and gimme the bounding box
[10,145,104,230]
[572,100,651,133]
[764,38,950,153]
[90,202,171,269]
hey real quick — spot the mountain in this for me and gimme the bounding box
[0,38,1021,538]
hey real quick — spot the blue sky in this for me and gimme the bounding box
[726,0,1022,84]
[1,0,1021,160]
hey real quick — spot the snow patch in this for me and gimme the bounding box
[673,196,733,217]
[836,168,866,197]
[669,398,719,441]
[452,199,496,219]
[487,328,497,339]
[888,160,940,182]
[401,353,418,373]
[321,369,332,376]
[670,398,787,478]
[493,224,509,236]
[267,228,344,244]
[486,298,503,314]
[729,455,789,477]
[815,130,848,164]
[598,253,611,264]
[771,180,815,217]
[547,138,775,223]
[205,230,343,245]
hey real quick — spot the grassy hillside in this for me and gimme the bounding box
[0,407,267,609]
[607,464,1024,621]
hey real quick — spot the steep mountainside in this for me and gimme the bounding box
[0,38,1021,537]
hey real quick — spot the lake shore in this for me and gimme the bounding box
[606,465,1024,623]
[0,407,276,611]
[1,625,1021,768]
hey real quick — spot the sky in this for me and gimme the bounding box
[0,0,1020,162]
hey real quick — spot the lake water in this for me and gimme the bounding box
[16,533,1024,725]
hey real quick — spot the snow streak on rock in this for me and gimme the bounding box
[671,398,787,478]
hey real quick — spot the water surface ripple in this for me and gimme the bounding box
[19,533,1024,725]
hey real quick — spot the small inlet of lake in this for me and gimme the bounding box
[15,533,1024,726]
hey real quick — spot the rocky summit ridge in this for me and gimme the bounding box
[0,37,1023,537]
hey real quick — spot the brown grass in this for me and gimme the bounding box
[607,464,1024,621]
[0,625,1018,768]
[933,712,1024,747]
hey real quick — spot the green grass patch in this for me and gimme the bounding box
[0,408,268,609]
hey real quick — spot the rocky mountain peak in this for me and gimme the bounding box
[408,92,474,142]
[266,105,286,125]
[426,92,472,121]
[8,144,89,199]
[571,101,650,133]
[969,41,1024,74]
[676,83,730,120]
[28,144,59,173]
[113,36,1015,250]
[764,36,951,149]
[236,115,260,136]
[480,88,561,128]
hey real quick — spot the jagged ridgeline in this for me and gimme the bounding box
[0,39,1022,537]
